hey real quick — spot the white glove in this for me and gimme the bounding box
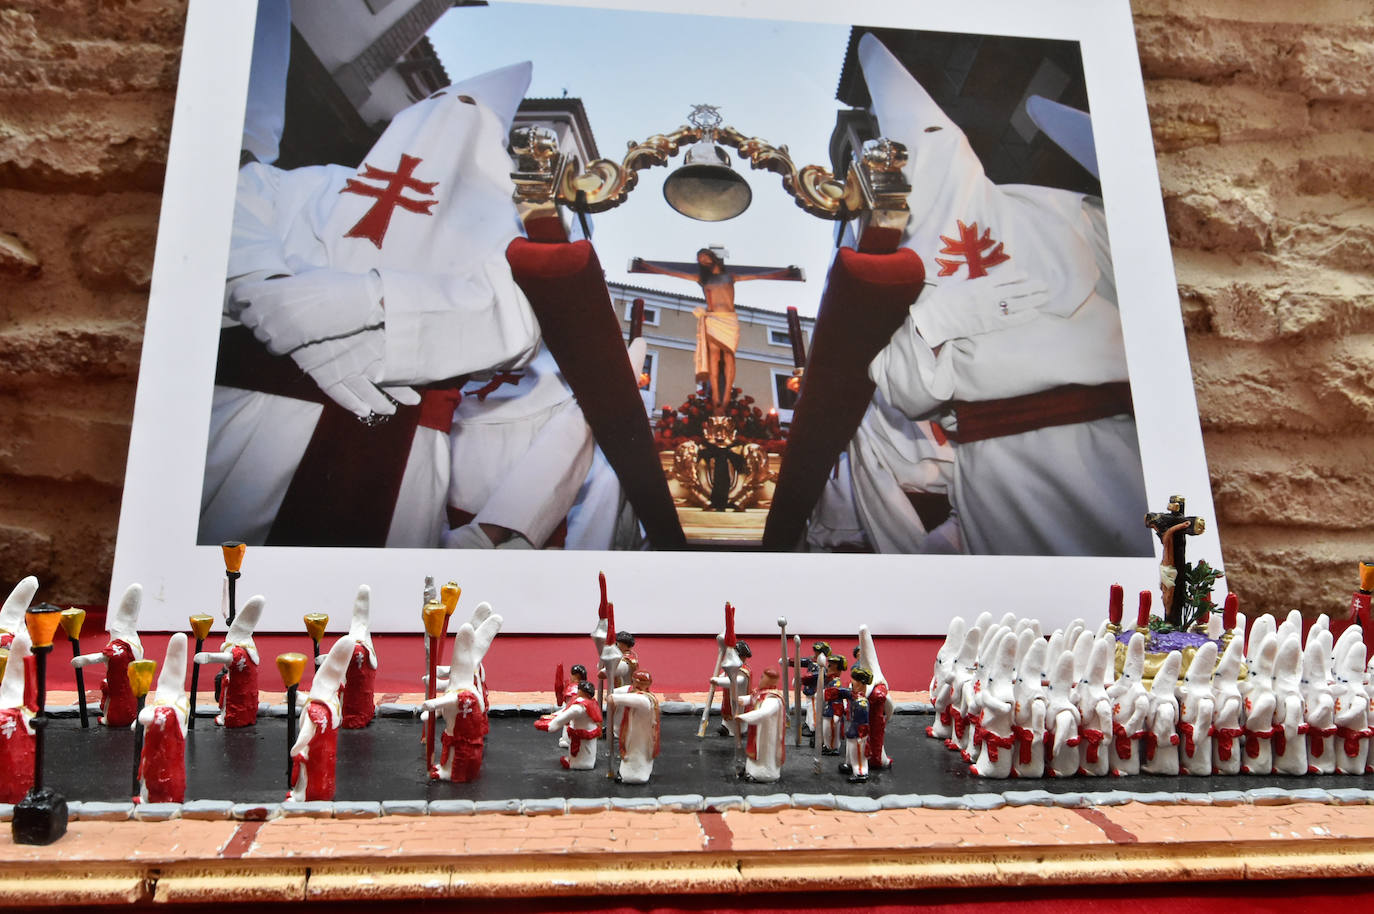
[911,272,1050,346]
[291,330,420,419]
[231,269,385,355]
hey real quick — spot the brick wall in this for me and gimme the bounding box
[0,1,1369,615]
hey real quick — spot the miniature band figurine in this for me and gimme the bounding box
[609,671,660,784]
[839,668,873,782]
[136,633,190,804]
[536,680,602,770]
[289,636,356,802]
[71,583,144,728]
[735,667,787,782]
[194,595,265,728]
[820,653,847,755]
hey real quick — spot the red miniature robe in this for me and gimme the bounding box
[0,634,37,713]
[0,707,34,804]
[866,681,891,768]
[139,705,187,803]
[99,639,139,727]
[340,641,377,729]
[291,701,339,801]
[439,690,488,782]
[219,644,259,728]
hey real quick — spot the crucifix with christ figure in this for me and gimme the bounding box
[628,247,805,411]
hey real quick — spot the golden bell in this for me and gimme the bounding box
[127,659,157,698]
[189,614,215,641]
[304,613,330,643]
[59,608,86,641]
[662,139,752,222]
[221,541,247,574]
[1360,561,1374,592]
[440,582,461,617]
[276,652,308,689]
[24,603,63,650]
[422,600,448,640]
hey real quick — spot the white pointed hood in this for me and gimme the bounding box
[347,585,378,670]
[1250,633,1279,690]
[1017,639,1048,696]
[935,616,967,672]
[152,632,189,720]
[1113,632,1146,697]
[1150,651,1182,698]
[1247,614,1277,668]
[108,583,144,659]
[857,624,886,689]
[1332,624,1362,673]
[0,630,31,710]
[309,636,356,728]
[0,576,37,636]
[1048,650,1076,703]
[1274,635,1303,693]
[223,594,265,664]
[1214,636,1244,692]
[322,61,534,274]
[1184,641,1218,689]
[1025,95,1099,179]
[858,33,1098,312]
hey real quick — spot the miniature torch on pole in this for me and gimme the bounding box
[276,654,306,789]
[421,599,449,774]
[59,609,88,729]
[304,613,329,661]
[127,659,157,799]
[187,614,214,730]
[220,542,246,627]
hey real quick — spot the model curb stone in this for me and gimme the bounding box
[79,802,135,821]
[566,798,611,814]
[382,799,429,816]
[744,793,791,812]
[131,802,181,821]
[1286,788,1334,805]
[1208,790,1248,807]
[835,795,882,813]
[474,799,521,815]
[333,801,383,818]
[610,797,661,812]
[521,798,568,816]
[281,801,334,819]
[878,793,923,810]
[378,703,413,717]
[790,793,838,810]
[1080,790,1134,807]
[660,701,694,715]
[427,799,477,816]
[181,800,235,820]
[1047,792,1090,809]
[1001,789,1057,807]
[1325,787,1374,805]
[657,794,706,812]
[917,794,967,810]
[1245,786,1294,806]
[231,803,281,821]
[959,793,1006,811]
[704,795,745,812]
[1127,791,1186,805]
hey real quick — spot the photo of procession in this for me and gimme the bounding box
[195,0,1156,559]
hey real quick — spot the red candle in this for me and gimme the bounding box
[1222,593,1238,631]
[1136,590,1152,629]
[1108,584,1124,625]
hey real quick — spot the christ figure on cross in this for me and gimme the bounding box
[630,249,804,411]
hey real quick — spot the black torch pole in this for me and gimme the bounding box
[68,637,88,728]
[31,646,49,792]
[285,684,298,788]
[130,693,147,799]
[188,635,205,731]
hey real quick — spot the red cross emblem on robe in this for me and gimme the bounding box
[339,153,439,250]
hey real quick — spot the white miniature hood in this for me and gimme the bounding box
[309,635,356,727]
[1184,641,1218,688]
[0,576,37,634]
[1150,651,1182,697]
[857,624,886,688]
[347,585,378,670]
[153,632,188,707]
[1247,614,1277,668]
[108,583,144,659]
[0,630,31,709]
[223,594,265,664]
[1274,635,1303,691]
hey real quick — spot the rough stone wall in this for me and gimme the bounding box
[0,1,1369,616]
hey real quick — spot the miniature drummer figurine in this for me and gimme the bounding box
[838,667,873,782]
[821,653,847,755]
[797,641,830,737]
[71,583,144,727]
[536,680,602,769]
[193,595,265,728]
[609,671,660,784]
[289,636,355,801]
[136,633,190,804]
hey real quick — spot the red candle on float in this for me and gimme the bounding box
[1136,591,1152,629]
[1108,584,1124,626]
[1222,593,1238,631]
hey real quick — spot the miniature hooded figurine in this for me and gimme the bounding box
[1241,633,1279,775]
[970,630,1016,778]
[1309,613,1331,647]
[1075,638,1114,776]
[1011,639,1049,778]
[72,583,145,727]
[857,625,893,769]
[136,632,190,803]
[609,671,660,784]
[1179,641,1218,776]
[1271,634,1308,776]
[1276,610,1303,647]
[0,632,35,803]
[735,667,787,782]
[289,636,355,801]
[1141,651,1183,776]
[1046,651,1082,778]
[839,667,874,782]
[1303,630,1337,774]
[194,594,265,728]
[1044,629,1066,669]
[1247,614,1278,669]
[1333,641,1369,775]
[1331,624,1363,679]
[340,585,378,729]
[1211,636,1246,775]
[1070,629,1095,694]
[536,680,602,769]
[928,617,966,740]
[435,600,497,705]
[1108,632,1150,777]
[425,606,502,781]
[947,626,983,754]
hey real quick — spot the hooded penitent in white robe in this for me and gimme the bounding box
[860,34,1152,557]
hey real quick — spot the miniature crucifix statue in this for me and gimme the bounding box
[1144,495,1205,626]
[628,247,803,411]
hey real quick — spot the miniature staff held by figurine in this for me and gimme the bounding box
[421,600,448,772]
[221,542,246,626]
[777,617,790,720]
[305,613,329,661]
[793,635,803,747]
[59,609,88,728]
[719,603,745,776]
[699,632,726,739]
[600,602,623,778]
[126,659,156,799]
[276,653,307,789]
[187,614,213,730]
